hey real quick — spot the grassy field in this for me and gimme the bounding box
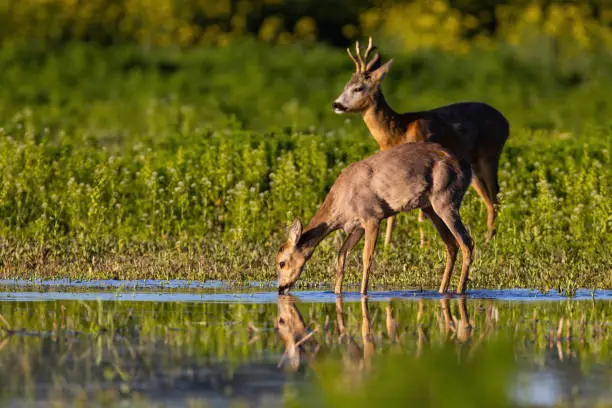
[0,42,610,292]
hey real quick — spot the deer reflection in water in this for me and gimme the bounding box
[335,295,376,374]
[274,295,319,371]
[275,294,375,376]
[274,295,485,375]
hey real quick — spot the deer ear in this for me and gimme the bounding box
[370,58,393,83]
[287,218,303,246]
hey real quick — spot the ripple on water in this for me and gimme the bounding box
[0,279,609,303]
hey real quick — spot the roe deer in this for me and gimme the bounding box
[332,37,510,247]
[276,142,473,295]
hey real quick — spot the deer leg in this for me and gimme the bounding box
[418,210,428,247]
[335,228,364,294]
[384,216,395,247]
[333,230,345,250]
[479,156,501,240]
[360,220,380,295]
[471,174,496,243]
[431,204,474,295]
[422,207,458,294]
[480,155,500,203]
[473,154,501,243]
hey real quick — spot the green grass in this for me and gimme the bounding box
[0,42,610,291]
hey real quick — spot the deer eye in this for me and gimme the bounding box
[279,261,286,269]
[353,85,364,93]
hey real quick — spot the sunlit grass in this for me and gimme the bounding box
[0,43,610,292]
[0,124,609,292]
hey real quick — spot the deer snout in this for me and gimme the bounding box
[332,101,347,114]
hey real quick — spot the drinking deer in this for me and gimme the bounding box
[332,37,510,247]
[276,142,473,295]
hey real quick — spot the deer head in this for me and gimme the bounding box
[277,218,307,293]
[332,37,394,114]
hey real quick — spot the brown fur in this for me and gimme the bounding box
[333,38,510,246]
[276,142,474,295]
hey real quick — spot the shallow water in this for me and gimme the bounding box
[1,279,610,302]
[0,281,610,407]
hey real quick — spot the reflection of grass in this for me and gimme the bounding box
[0,298,609,406]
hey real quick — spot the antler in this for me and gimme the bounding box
[347,37,380,73]
[365,51,380,72]
[355,41,366,72]
[363,37,375,61]
[363,37,381,72]
[346,47,360,72]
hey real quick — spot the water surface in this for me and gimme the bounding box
[0,282,609,407]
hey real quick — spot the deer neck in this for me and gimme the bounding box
[297,206,337,260]
[362,90,407,150]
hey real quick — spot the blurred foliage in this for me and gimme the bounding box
[2,41,612,134]
[366,1,612,56]
[0,0,368,46]
[3,0,612,50]
[294,344,516,408]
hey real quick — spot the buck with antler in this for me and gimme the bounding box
[333,38,509,247]
[276,141,473,295]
